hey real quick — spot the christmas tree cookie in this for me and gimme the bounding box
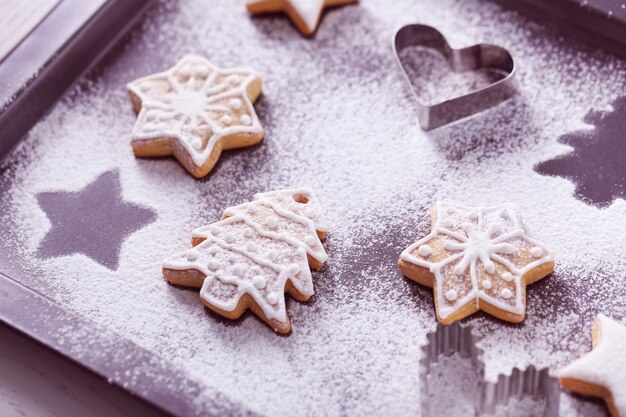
[127,55,264,178]
[560,315,626,417]
[398,202,554,324]
[163,188,328,334]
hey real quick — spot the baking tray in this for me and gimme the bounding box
[0,0,625,416]
[0,0,155,159]
[495,0,626,59]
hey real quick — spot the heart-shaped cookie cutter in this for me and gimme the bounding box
[393,24,518,130]
[420,322,560,416]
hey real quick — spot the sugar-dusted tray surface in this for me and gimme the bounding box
[1,0,625,416]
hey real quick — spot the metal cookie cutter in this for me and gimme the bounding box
[478,366,560,417]
[420,321,484,417]
[393,24,518,130]
[420,322,560,417]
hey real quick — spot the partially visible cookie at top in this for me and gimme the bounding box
[246,0,357,36]
[398,201,554,324]
[162,187,328,334]
[127,55,264,178]
[560,315,626,417]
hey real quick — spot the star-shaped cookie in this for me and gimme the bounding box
[246,0,357,36]
[398,202,554,324]
[560,315,626,417]
[127,55,264,178]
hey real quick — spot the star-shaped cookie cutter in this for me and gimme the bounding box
[393,24,518,130]
[420,322,560,416]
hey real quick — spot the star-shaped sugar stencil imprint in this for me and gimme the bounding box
[127,55,264,178]
[37,170,156,270]
[560,315,626,417]
[246,0,357,36]
[399,202,554,324]
[536,96,626,208]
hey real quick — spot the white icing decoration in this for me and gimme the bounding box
[500,288,513,299]
[266,216,278,229]
[253,276,266,289]
[196,65,209,78]
[417,245,432,257]
[559,315,626,415]
[267,292,279,305]
[530,246,543,258]
[240,114,251,125]
[400,202,554,320]
[305,208,316,218]
[186,249,198,261]
[253,187,329,234]
[190,137,203,150]
[127,55,263,168]
[226,75,239,86]
[232,264,246,276]
[444,223,517,275]
[445,289,458,302]
[179,65,191,77]
[163,188,328,330]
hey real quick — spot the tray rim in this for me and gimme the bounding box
[0,268,258,417]
[0,1,257,415]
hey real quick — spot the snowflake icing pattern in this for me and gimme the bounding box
[127,55,263,174]
[400,202,554,323]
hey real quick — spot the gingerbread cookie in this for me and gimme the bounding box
[127,55,264,178]
[162,188,328,334]
[398,202,554,324]
[560,315,626,417]
[246,0,357,36]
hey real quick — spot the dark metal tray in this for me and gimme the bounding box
[0,1,624,416]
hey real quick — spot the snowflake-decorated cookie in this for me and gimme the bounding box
[127,55,264,178]
[560,315,626,417]
[398,202,554,324]
[246,0,357,36]
[163,188,327,334]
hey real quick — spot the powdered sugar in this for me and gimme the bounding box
[0,0,625,416]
